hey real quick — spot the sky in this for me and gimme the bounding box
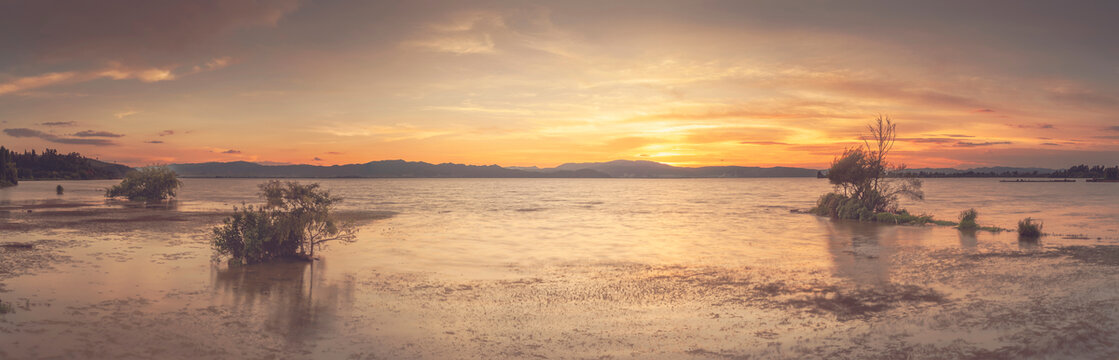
[1,0,1118,169]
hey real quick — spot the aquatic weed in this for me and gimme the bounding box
[958,209,979,230]
[1018,217,1043,239]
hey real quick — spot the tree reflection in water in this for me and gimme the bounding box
[822,218,894,286]
[210,260,354,347]
[958,229,978,248]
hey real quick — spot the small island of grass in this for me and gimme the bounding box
[809,116,1006,232]
[811,116,927,223]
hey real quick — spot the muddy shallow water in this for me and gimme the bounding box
[1,178,1118,359]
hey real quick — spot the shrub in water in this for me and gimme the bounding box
[56,184,64,195]
[811,193,845,217]
[958,209,979,230]
[212,181,356,265]
[105,166,182,201]
[1017,217,1043,239]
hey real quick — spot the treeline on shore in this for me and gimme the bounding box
[0,147,133,187]
[866,164,1119,179]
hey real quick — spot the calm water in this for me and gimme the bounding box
[1,178,1118,358]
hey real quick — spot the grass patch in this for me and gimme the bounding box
[958,208,979,230]
[0,300,13,314]
[811,194,1012,231]
[813,193,953,226]
[1018,217,1043,239]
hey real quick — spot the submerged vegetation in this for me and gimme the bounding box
[105,166,183,201]
[957,209,979,230]
[212,180,356,265]
[1018,218,1044,239]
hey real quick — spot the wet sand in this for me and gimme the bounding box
[3,200,1119,359]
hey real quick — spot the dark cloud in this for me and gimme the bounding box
[0,0,301,66]
[972,109,994,113]
[145,140,164,144]
[221,149,241,154]
[40,121,75,126]
[1107,126,1119,132]
[739,141,788,145]
[326,151,343,155]
[3,128,46,138]
[1041,142,1060,146]
[158,130,175,136]
[1008,123,1057,129]
[897,137,957,144]
[313,157,323,161]
[3,128,116,145]
[73,130,124,137]
[955,141,1012,147]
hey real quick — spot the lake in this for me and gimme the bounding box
[2,178,1118,359]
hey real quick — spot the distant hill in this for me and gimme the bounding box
[86,159,134,178]
[549,160,819,178]
[1,147,132,185]
[168,159,821,178]
[168,160,611,178]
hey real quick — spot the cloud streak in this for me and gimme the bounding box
[955,141,1013,147]
[73,130,124,138]
[3,128,117,146]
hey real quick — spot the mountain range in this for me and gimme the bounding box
[167,160,820,178]
[165,159,1073,179]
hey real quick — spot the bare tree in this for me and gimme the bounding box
[826,115,923,213]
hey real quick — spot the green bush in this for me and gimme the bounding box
[874,211,934,225]
[811,193,846,217]
[212,181,355,265]
[105,166,182,201]
[1017,218,1043,239]
[958,209,979,230]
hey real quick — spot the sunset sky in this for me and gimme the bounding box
[2,1,1118,168]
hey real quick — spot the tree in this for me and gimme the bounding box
[823,115,923,214]
[0,146,17,187]
[258,180,356,259]
[826,147,876,200]
[212,181,356,264]
[1105,166,1119,180]
[105,166,183,201]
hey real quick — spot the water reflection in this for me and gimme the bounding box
[821,219,893,285]
[210,260,354,346]
[1018,237,1042,250]
[958,229,978,248]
